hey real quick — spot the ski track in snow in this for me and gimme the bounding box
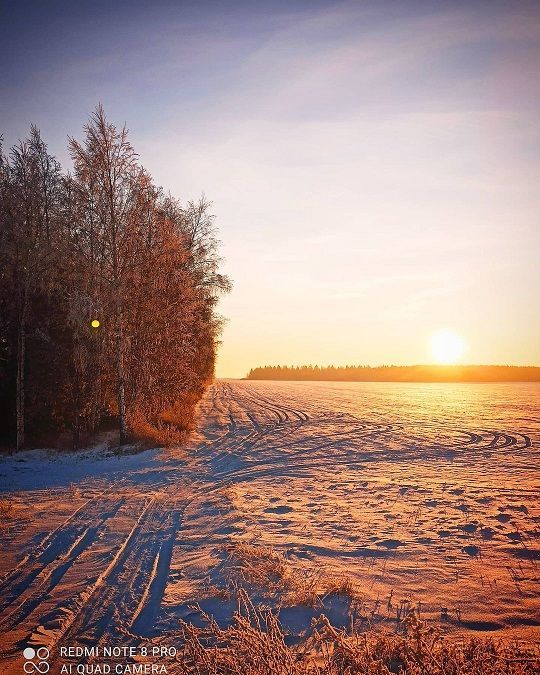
[0,379,539,671]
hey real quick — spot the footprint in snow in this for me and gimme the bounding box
[376,539,403,549]
[265,505,293,514]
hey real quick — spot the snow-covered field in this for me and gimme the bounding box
[1,380,539,673]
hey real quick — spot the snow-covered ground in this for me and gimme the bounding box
[1,380,539,673]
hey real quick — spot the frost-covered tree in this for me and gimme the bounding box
[0,107,230,449]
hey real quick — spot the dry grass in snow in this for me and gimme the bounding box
[222,542,360,609]
[0,496,15,530]
[175,590,540,674]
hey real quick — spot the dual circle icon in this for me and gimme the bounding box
[23,647,50,673]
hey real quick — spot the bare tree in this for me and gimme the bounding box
[68,105,142,443]
[0,108,230,450]
[0,128,62,449]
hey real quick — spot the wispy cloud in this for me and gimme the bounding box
[1,0,539,375]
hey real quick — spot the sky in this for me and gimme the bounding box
[1,0,539,377]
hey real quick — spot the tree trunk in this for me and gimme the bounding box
[16,284,28,452]
[116,316,128,445]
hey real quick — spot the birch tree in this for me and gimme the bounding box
[69,105,140,443]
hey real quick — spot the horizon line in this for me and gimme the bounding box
[245,363,540,370]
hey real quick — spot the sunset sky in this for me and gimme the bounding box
[1,0,539,377]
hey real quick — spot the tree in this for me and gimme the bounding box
[0,107,230,450]
[0,127,62,449]
[68,105,142,443]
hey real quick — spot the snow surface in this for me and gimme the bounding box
[0,380,539,672]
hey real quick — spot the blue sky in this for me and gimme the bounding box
[2,0,539,375]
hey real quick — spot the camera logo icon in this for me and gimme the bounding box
[23,647,50,673]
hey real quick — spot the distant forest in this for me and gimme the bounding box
[246,365,540,383]
[0,106,230,451]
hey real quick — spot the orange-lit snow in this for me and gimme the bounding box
[1,380,539,672]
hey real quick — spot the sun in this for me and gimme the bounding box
[430,329,465,364]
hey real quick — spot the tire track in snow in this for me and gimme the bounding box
[0,498,126,632]
[0,491,125,617]
[0,486,115,589]
[40,492,186,668]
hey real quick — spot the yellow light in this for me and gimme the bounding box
[91,320,100,328]
[430,329,465,364]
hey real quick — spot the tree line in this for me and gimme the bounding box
[0,106,230,451]
[246,364,540,382]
